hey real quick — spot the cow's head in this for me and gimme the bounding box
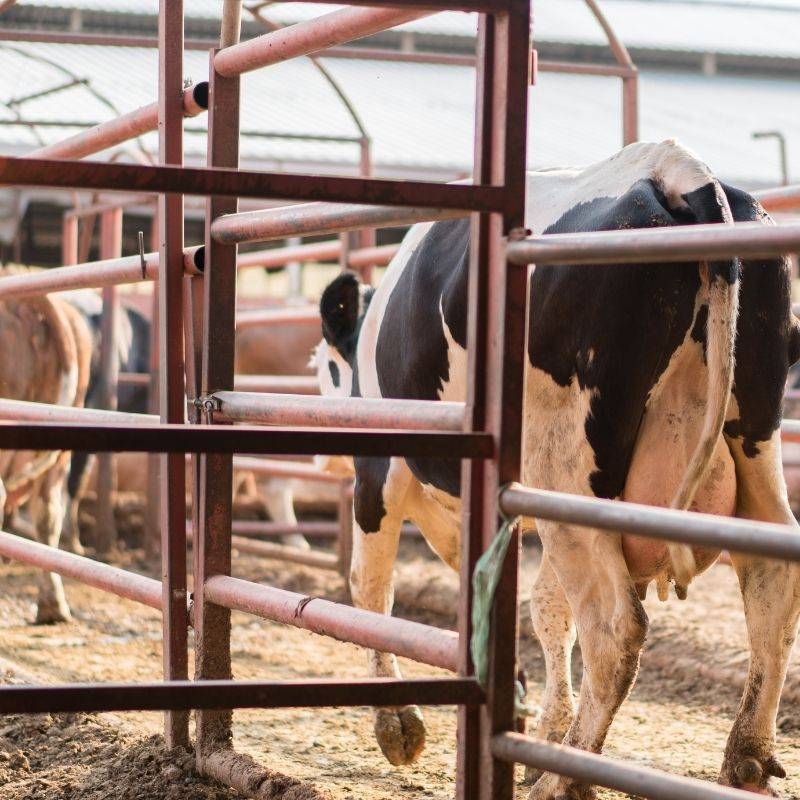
[311,271,374,477]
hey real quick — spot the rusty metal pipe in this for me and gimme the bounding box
[214,7,433,78]
[0,530,162,610]
[232,455,343,483]
[212,391,465,431]
[348,243,398,269]
[501,485,800,561]
[118,373,320,394]
[506,222,800,266]
[231,537,339,570]
[755,185,800,213]
[236,240,341,270]
[236,306,319,329]
[231,520,341,538]
[212,202,464,245]
[0,246,202,300]
[0,677,482,715]
[492,733,754,800]
[28,84,208,161]
[204,574,459,671]
[0,398,156,425]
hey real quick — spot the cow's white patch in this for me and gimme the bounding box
[437,298,467,403]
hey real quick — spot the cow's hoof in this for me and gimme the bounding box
[374,705,426,765]
[281,533,311,551]
[35,603,71,625]
[720,755,786,796]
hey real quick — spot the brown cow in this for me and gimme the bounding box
[0,293,91,623]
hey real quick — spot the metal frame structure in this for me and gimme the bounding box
[0,3,799,800]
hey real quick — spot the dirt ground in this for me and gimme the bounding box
[2,536,800,800]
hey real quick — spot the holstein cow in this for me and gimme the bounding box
[315,140,800,797]
[0,292,91,623]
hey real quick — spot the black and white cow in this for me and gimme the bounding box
[315,140,800,798]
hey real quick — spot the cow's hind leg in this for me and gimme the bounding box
[350,457,424,766]
[527,553,576,783]
[30,470,71,624]
[530,525,648,800]
[720,435,800,795]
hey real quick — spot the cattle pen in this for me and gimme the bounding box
[1,2,800,800]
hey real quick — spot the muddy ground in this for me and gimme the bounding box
[2,534,800,800]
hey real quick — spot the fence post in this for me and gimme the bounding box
[157,0,189,750]
[462,4,531,800]
[94,207,122,554]
[194,49,241,767]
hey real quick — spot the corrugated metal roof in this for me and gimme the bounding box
[0,40,796,188]
[12,0,800,57]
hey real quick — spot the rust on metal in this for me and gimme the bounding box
[0,246,202,301]
[0,530,162,610]
[235,306,319,329]
[506,222,800,266]
[212,391,465,430]
[0,678,483,715]
[28,84,208,162]
[211,200,464,245]
[0,156,505,212]
[756,184,800,213]
[214,7,434,77]
[204,575,459,672]
[501,484,800,561]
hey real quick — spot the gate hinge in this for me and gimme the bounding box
[193,393,221,424]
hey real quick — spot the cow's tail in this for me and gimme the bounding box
[664,169,739,597]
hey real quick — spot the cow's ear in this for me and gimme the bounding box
[320,270,361,347]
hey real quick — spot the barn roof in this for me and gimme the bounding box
[11,0,800,58]
[0,40,797,188]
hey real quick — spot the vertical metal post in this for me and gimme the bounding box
[194,50,240,766]
[357,136,376,258]
[62,214,78,265]
[158,0,189,750]
[145,215,161,558]
[622,73,639,146]
[462,4,531,799]
[94,207,122,554]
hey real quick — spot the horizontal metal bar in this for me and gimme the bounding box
[205,574,459,671]
[215,7,435,78]
[28,84,208,161]
[755,185,800,214]
[236,240,341,269]
[506,222,800,266]
[212,201,465,245]
[0,157,504,212]
[538,59,637,78]
[236,306,320,329]
[212,391,465,431]
[0,28,214,49]
[231,520,341,538]
[65,195,155,219]
[0,677,482,715]
[500,485,800,560]
[232,455,343,482]
[0,422,492,458]
[0,246,202,300]
[231,537,339,570]
[0,398,156,425]
[491,733,755,800]
[235,240,398,270]
[71,372,320,394]
[0,530,162,610]
[233,374,320,394]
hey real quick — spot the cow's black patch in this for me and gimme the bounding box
[530,179,704,498]
[720,182,797,457]
[374,217,471,496]
[328,360,340,388]
[681,183,738,284]
[353,455,391,533]
[690,303,708,363]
